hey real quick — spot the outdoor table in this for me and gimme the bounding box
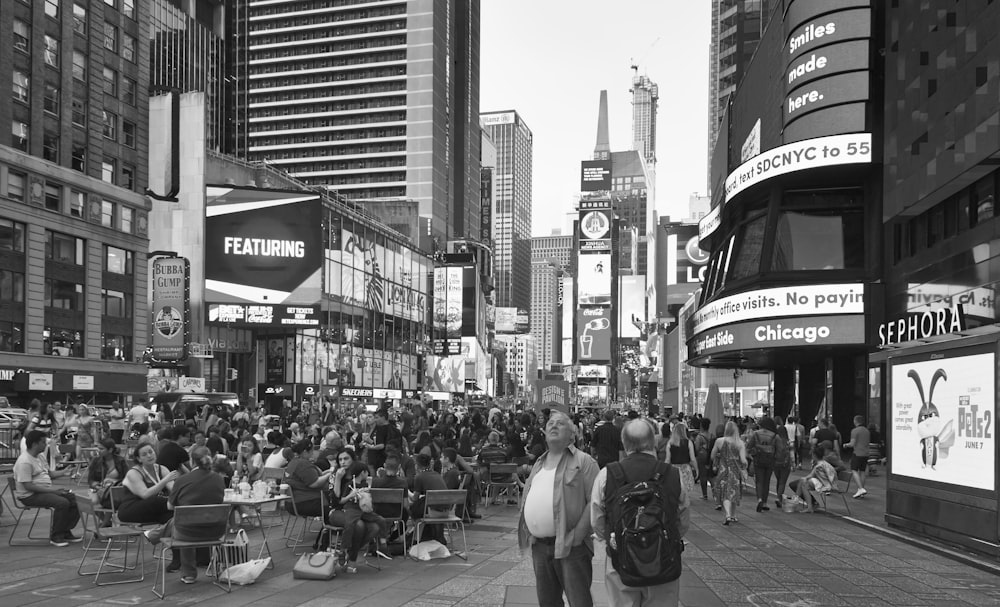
[223,493,290,567]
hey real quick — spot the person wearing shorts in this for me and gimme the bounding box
[844,415,870,498]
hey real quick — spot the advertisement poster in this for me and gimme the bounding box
[423,355,465,393]
[266,338,285,383]
[151,257,188,361]
[577,254,611,305]
[890,350,995,491]
[577,307,612,361]
[536,380,570,413]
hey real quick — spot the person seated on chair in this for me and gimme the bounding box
[118,443,178,525]
[441,448,478,520]
[409,453,449,545]
[146,446,228,585]
[156,425,192,474]
[88,438,129,515]
[14,430,82,547]
[371,454,410,532]
[283,439,333,517]
[788,445,837,513]
[233,435,263,482]
[329,449,384,573]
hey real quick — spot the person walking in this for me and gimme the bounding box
[693,418,714,500]
[591,410,623,469]
[773,423,793,509]
[664,422,697,497]
[844,415,871,498]
[591,419,689,606]
[518,411,599,607]
[710,421,747,525]
[746,417,780,513]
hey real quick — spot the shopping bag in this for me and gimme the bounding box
[219,557,270,585]
[292,551,338,580]
[408,539,451,561]
[222,528,250,565]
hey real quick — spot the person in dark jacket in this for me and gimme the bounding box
[591,410,624,468]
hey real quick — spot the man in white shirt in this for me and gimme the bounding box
[129,401,152,432]
[14,430,81,547]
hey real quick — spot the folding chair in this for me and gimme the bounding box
[75,495,145,586]
[809,470,853,516]
[152,504,233,599]
[56,443,89,479]
[411,489,468,560]
[316,490,343,557]
[283,487,325,555]
[482,463,521,508]
[258,467,285,527]
[369,488,407,565]
[76,448,101,486]
[7,476,52,545]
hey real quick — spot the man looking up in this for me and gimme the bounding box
[518,410,599,607]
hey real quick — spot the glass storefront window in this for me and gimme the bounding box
[771,209,864,271]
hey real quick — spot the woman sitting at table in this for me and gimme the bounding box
[329,449,385,573]
[283,439,333,517]
[88,438,129,512]
[234,435,263,483]
[118,443,178,525]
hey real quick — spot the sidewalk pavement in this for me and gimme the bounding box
[2,468,1000,606]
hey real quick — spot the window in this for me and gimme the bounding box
[102,110,117,140]
[102,160,115,185]
[104,0,116,7]
[103,66,117,96]
[121,206,134,232]
[122,35,136,62]
[7,173,26,202]
[73,3,87,34]
[972,173,996,226]
[45,279,84,310]
[101,200,115,227]
[43,132,59,162]
[122,77,136,105]
[105,246,133,274]
[0,322,24,353]
[43,36,60,68]
[121,165,135,190]
[771,208,865,270]
[71,144,86,172]
[102,334,131,361]
[1,270,25,303]
[13,20,29,54]
[0,219,26,252]
[13,70,30,105]
[70,191,84,217]
[11,121,28,152]
[43,83,59,115]
[44,183,60,211]
[123,120,135,147]
[72,96,86,126]
[44,327,83,357]
[123,0,134,19]
[103,23,117,52]
[73,51,87,81]
[102,289,131,318]
[46,230,85,265]
[45,0,59,18]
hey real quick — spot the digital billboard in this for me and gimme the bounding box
[424,355,466,393]
[150,257,189,362]
[577,307,612,361]
[577,254,612,305]
[890,349,995,491]
[618,275,645,339]
[580,160,612,191]
[205,187,323,304]
[207,303,320,328]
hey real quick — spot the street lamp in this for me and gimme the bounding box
[733,368,742,417]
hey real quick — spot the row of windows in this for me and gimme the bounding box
[249,112,406,132]
[250,96,405,118]
[250,142,406,159]
[252,50,406,75]
[5,165,138,224]
[250,126,406,145]
[253,7,406,32]
[0,322,126,359]
[10,121,136,190]
[293,171,405,185]
[250,20,405,47]
[252,66,405,89]
[248,81,406,104]
[893,168,997,263]
[252,35,406,60]
[277,158,405,174]
[1,220,134,276]
[13,19,137,66]
[250,0,402,18]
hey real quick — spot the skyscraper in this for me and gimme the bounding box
[482,110,533,311]
[630,68,658,167]
[232,0,481,241]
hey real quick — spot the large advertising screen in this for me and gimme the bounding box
[205,187,323,304]
[577,254,612,305]
[577,307,612,362]
[619,275,645,339]
[151,257,189,361]
[423,355,466,393]
[890,349,995,491]
[580,160,612,191]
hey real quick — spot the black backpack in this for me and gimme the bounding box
[750,430,775,467]
[604,460,684,587]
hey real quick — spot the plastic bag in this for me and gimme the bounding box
[219,557,270,585]
[357,490,373,514]
[408,539,451,561]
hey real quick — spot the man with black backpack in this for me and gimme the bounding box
[590,419,689,606]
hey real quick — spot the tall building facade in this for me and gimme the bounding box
[529,258,559,373]
[482,110,532,311]
[611,150,651,276]
[630,69,658,167]
[530,233,572,271]
[0,0,153,401]
[231,0,481,241]
[706,0,779,189]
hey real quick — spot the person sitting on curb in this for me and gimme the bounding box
[14,430,82,546]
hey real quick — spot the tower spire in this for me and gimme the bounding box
[593,90,610,160]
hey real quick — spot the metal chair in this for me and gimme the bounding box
[75,494,145,586]
[283,486,325,555]
[810,470,853,516]
[6,476,52,545]
[76,448,101,486]
[369,487,407,566]
[317,490,344,557]
[152,504,234,599]
[411,489,468,560]
[258,467,286,527]
[482,463,521,508]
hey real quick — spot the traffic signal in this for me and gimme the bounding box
[227,368,238,381]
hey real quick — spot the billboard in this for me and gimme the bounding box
[619,275,645,339]
[577,253,612,305]
[480,168,493,245]
[691,283,865,335]
[207,303,319,328]
[580,210,611,240]
[481,112,515,126]
[424,355,466,393]
[204,187,323,304]
[890,349,995,491]
[577,307,612,361]
[150,257,189,362]
[495,307,530,334]
[536,380,570,413]
[581,160,612,191]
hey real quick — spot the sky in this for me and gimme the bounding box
[480,1,713,236]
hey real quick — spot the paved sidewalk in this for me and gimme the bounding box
[2,469,1000,606]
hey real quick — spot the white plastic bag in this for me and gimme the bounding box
[408,539,451,561]
[219,557,270,585]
